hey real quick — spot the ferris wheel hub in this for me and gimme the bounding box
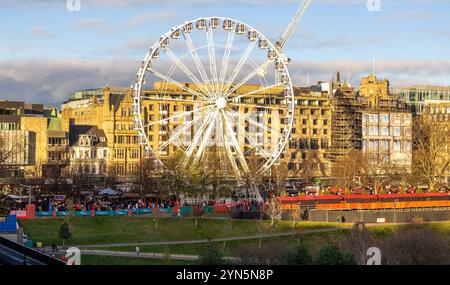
[215,97,227,109]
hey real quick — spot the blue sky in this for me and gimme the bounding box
[0,0,449,105]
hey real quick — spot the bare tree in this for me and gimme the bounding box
[380,226,450,265]
[236,240,290,265]
[290,207,301,229]
[0,134,26,178]
[341,222,373,265]
[270,161,288,196]
[135,157,160,198]
[412,117,450,192]
[266,199,282,228]
[160,150,194,198]
[242,152,264,192]
[331,150,364,191]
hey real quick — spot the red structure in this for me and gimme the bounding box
[279,193,450,210]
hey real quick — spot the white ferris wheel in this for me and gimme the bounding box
[133,2,312,178]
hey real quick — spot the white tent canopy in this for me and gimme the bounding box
[99,188,119,196]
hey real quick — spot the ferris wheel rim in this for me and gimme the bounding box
[133,16,296,176]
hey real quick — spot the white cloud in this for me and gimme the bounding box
[31,26,54,38]
[0,58,449,107]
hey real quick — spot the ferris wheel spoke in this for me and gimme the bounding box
[157,113,205,152]
[194,110,219,162]
[163,46,213,99]
[221,110,249,173]
[183,32,215,95]
[219,31,236,93]
[206,27,219,89]
[225,59,273,98]
[223,41,257,93]
[140,96,207,104]
[226,83,283,103]
[183,110,216,165]
[143,105,213,128]
[215,116,229,171]
[149,68,206,99]
[231,109,286,140]
[220,112,240,175]
[226,111,271,160]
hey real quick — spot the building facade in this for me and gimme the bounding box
[0,101,68,179]
[397,86,450,115]
[361,111,412,169]
[69,125,108,187]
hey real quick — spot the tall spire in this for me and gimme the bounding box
[372,56,376,76]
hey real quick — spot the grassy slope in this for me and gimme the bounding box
[19,217,348,246]
[20,217,450,265]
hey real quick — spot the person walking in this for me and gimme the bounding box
[136,246,140,257]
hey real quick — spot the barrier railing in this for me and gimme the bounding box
[27,205,232,219]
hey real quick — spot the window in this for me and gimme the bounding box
[117,164,125,175]
[369,127,379,136]
[130,149,140,159]
[115,149,125,159]
[405,141,411,152]
[394,141,401,152]
[323,119,328,126]
[302,119,307,125]
[381,127,390,136]
[369,140,379,152]
[323,129,328,135]
[313,129,318,135]
[381,114,390,124]
[300,139,308,149]
[103,149,108,158]
[381,140,390,152]
[394,127,401,137]
[311,139,319,149]
[302,128,307,135]
[313,119,318,125]
[369,114,379,123]
[404,127,411,136]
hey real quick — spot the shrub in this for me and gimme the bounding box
[284,244,313,265]
[315,243,356,265]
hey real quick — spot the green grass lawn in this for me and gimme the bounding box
[20,217,450,265]
[19,216,349,246]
